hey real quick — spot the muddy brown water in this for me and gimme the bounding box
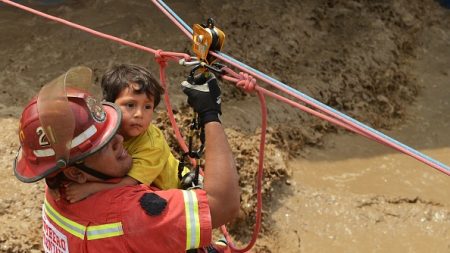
[268,24,450,253]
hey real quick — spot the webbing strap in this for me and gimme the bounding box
[43,199,124,240]
[182,190,201,249]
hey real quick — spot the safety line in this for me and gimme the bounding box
[150,0,450,176]
[218,70,266,252]
[155,53,194,166]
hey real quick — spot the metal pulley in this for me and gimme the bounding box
[192,18,225,64]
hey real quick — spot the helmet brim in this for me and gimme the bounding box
[13,102,121,183]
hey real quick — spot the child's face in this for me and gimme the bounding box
[115,83,155,140]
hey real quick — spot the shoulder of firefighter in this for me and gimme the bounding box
[42,184,213,252]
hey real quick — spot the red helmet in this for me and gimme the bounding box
[13,67,121,183]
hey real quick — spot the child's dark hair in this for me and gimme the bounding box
[101,64,164,107]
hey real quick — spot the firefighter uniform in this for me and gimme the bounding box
[42,184,212,253]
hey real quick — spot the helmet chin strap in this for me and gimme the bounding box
[73,162,115,180]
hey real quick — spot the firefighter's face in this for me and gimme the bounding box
[83,134,132,178]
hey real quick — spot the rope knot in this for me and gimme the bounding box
[236,72,257,92]
[154,49,167,67]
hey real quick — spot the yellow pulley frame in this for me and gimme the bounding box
[192,18,225,64]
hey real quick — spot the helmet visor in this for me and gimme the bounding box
[37,71,75,168]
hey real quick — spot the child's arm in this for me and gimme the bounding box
[65,176,139,203]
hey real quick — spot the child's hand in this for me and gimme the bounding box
[48,188,61,201]
[64,183,94,203]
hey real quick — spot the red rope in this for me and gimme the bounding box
[217,69,265,252]
[154,50,197,167]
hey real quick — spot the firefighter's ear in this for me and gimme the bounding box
[63,167,88,184]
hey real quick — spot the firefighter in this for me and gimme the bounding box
[13,67,239,252]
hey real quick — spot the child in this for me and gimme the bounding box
[65,64,186,203]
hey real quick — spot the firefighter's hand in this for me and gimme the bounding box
[181,72,221,126]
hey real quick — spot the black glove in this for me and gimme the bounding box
[181,72,221,126]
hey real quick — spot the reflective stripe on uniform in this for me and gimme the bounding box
[86,223,124,240]
[43,200,85,239]
[182,190,201,249]
[43,199,124,240]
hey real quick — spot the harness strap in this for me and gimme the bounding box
[43,199,124,240]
